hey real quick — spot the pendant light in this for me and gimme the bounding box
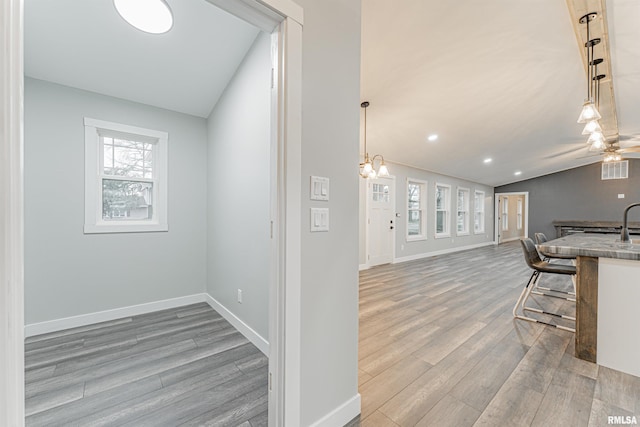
[114,0,174,34]
[359,102,390,179]
[577,13,601,124]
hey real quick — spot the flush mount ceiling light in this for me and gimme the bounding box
[514,171,522,176]
[114,0,174,34]
[427,134,438,142]
[483,158,492,164]
[359,102,389,179]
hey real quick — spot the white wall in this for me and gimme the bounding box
[359,161,494,265]
[296,0,362,424]
[24,78,208,324]
[206,32,271,341]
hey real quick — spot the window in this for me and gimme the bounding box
[456,187,470,235]
[501,196,509,231]
[84,118,168,233]
[372,183,390,203]
[517,198,523,230]
[407,179,427,241]
[474,190,485,233]
[435,183,451,238]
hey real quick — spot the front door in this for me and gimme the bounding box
[367,177,395,266]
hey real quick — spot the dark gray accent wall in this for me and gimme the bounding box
[496,159,640,239]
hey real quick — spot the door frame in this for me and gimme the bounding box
[0,1,303,425]
[365,175,397,267]
[494,191,529,244]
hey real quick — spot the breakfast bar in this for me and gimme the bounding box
[538,233,640,377]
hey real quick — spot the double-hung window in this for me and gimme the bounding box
[435,183,451,238]
[456,187,470,235]
[517,198,523,230]
[84,118,168,233]
[474,190,485,233]
[407,179,427,241]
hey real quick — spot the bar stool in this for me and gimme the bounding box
[534,232,576,296]
[513,238,576,332]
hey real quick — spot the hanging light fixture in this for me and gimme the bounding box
[577,13,602,124]
[359,102,389,179]
[114,0,174,34]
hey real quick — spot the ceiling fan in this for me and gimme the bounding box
[580,138,640,162]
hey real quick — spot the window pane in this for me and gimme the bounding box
[436,188,444,209]
[103,137,153,178]
[437,211,445,233]
[102,179,153,221]
[408,210,421,235]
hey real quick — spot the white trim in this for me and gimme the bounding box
[205,294,269,356]
[434,182,451,238]
[1,0,25,423]
[406,177,427,241]
[359,263,370,271]
[494,192,529,244]
[205,0,303,31]
[24,294,207,337]
[456,186,470,236]
[84,118,169,234]
[473,189,486,234]
[393,241,495,264]
[308,394,362,427]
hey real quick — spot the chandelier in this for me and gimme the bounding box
[359,102,389,179]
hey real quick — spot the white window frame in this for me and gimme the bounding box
[435,183,451,238]
[406,178,427,241]
[474,190,485,234]
[84,118,168,233]
[517,198,523,230]
[456,187,470,236]
[501,196,509,231]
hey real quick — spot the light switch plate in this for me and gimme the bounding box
[310,208,329,232]
[310,176,330,201]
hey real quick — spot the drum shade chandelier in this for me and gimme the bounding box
[359,102,389,179]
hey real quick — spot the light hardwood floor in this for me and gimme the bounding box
[24,303,268,426]
[358,242,640,427]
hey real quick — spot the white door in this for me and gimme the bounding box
[367,177,395,266]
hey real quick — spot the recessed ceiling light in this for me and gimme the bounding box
[483,158,492,164]
[114,0,174,34]
[427,134,438,142]
[514,171,522,176]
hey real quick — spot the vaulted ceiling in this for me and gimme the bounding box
[361,0,640,186]
[24,0,260,118]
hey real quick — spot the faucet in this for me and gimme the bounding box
[621,202,640,242]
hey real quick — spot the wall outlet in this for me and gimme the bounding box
[237,289,243,303]
[618,194,625,199]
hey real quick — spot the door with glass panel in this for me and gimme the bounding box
[367,177,395,266]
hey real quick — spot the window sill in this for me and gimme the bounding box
[456,232,470,236]
[474,230,485,235]
[84,222,168,234]
[406,236,426,242]
[435,233,450,239]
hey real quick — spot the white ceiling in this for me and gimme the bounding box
[361,0,640,186]
[25,0,260,118]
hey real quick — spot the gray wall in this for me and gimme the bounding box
[206,33,271,341]
[296,0,361,424]
[24,78,208,324]
[496,160,640,239]
[359,161,495,265]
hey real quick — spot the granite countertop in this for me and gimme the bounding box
[552,220,640,228]
[538,233,640,261]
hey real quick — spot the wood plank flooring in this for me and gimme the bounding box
[359,242,640,427]
[24,303,268,426]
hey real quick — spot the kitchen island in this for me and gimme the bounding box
[538,233,640,377]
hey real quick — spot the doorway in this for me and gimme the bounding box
[0,0,303,425]
[366,176,396,266]
[495,192,529,244]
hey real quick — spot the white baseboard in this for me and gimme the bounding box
[25,293,207,337]
[309,394,361,427]
[358,263,369,271]
[204,294,269,356]
[393,241,495,264]
[501,236,522,243]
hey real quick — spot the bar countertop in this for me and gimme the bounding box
[538,233,640,261]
